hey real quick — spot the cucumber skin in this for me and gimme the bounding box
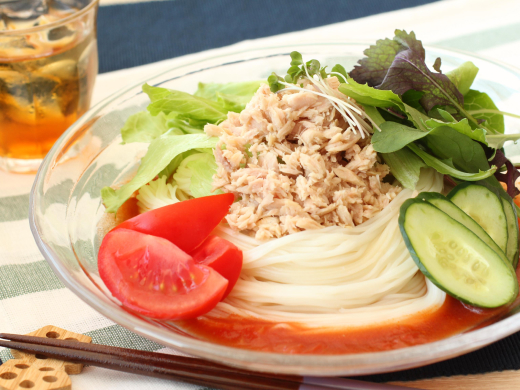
[399,198,518,308]
[500,195,520,269]
[447,182,508,253]
[417,191,509,266]
[448,182,519,269]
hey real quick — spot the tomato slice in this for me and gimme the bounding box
[115,193,235,253]
[191,235,243,299]
[98,228,228,320]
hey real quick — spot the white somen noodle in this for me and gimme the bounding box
[208,168,446,328]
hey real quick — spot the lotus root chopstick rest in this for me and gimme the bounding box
[0,325,92,390]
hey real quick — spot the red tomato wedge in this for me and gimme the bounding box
[98,228,228,320]
[191,235,243,299]
[114,193,234,253]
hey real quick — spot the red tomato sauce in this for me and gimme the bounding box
[177,269,520,355]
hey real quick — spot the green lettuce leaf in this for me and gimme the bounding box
[339,78,404,110]
[142,84,172,102]
[381,148,426,189]
[338,80,429,131]
[350,30,464,112]
[424,109,487,144]
[173,153,222,198]
[361,104,385,127]
[464,89,505,133]
[167,117,205,134]
[401,90,425,112]
[372,122,428,153]
[143,84,228,123]
[403,103,430,131]
[424,126,491,171]
[195,81,263,112]
[120,111,173,144]
[407,143,495,181]
[101,134,219,213]
[485,133,520,149]
[446,61,479,96]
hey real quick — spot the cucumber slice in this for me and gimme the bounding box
[500,196,519,269]
[448,183,508,253]
[417,192,509,266]
[399,199,518,308]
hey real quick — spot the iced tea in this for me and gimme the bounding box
[0,0,98,172]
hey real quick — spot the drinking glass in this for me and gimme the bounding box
[0,0,98,173]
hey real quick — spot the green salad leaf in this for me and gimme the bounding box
[331,64,348,82]
[485,133,520,150]
[120,111,174,144]
[167,117,205,134]
[143,84,228,123]
[408,143,496,181]
[338,78,404,110]
[401,90,425,112]
[142,84,173,102]
[424,109,487,144]
[372,122,428,153]
[101,134,219,213]
[195,81,264,112]
[446,61,479,96]
[381,148,426,189]
[464,89,505,133]
[424,126,490,171]
[173,153,222,198]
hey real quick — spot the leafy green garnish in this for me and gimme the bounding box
[424,126,491,172]
[173,153,222,198]
[408,143,496,181]
[120,112,177,144]
[372,122,427,153]
[284,51,328,83]
[338,78,404,110]
[446,61,479,96]
[268,73,285,93]
[194,81,264,112]
[101,134,218,213]
[485,133,520,149]
[143,84,228,123]
[401,90,425,112]
[424,109,487,144]
[381,148,426,190]
[142,84,172,102]
[331,64,348,82]
[166,117,205,134]
[464,89,505,133]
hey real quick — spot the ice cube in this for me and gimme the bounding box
[0,0,49,22]
[0,70,36,124]
[48,25,74,41]
[31,74,66,119]
[49,0,87,12]
[0,69,32,103]
[0,35,38,60]
[37,59,77,79]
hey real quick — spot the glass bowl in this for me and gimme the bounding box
[30,42,520,376]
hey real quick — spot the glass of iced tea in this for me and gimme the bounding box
[0,0,98,173]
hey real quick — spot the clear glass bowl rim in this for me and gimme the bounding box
[29,41,520,376]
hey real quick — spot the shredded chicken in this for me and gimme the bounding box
[205,79,401,240]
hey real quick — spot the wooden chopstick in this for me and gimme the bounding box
[0,333,419,390]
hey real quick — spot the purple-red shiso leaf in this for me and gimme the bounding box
[490,149,520,198]
[350,30,464,112]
